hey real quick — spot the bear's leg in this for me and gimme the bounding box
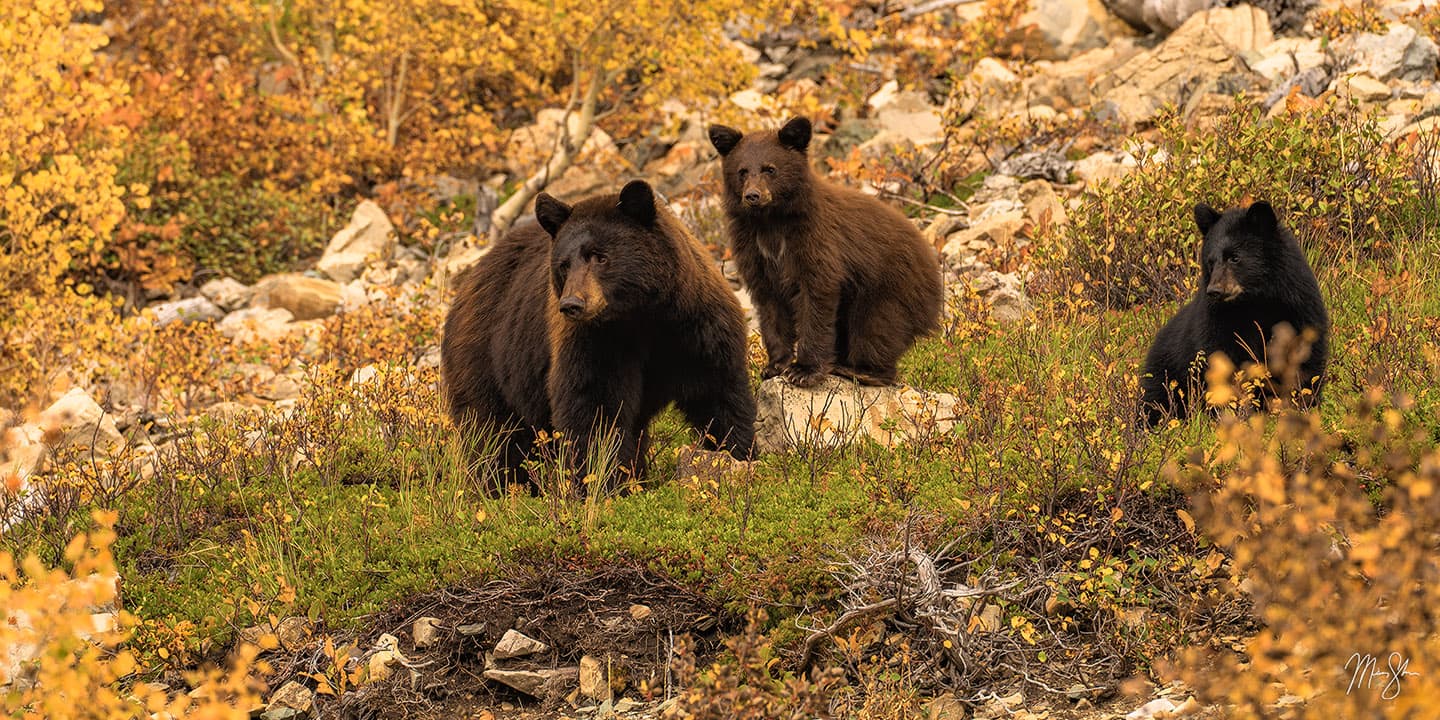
[787,282,840,387]
[676,372,757,461]
[550,356,646,494]
[750,281,797,379]
[834,295,911,386]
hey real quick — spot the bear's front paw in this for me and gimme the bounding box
[761,360,791,380]
[783,365,829,388]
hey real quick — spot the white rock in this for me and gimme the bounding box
[754,376,961,453]
[1333,73,1392,102]
[217,307,296,344]
[493,628,549,660]
[1248,37,1327,85]
[1348,24,1439,83]
[579,655,609,700]
[483,667,578,698]
[413,617,442,649]
[729,89,768,112]
[318,200,396,283]
[1022,0,1118,59]
[199,277,253,311]
[507,108,620,173]
[875,91,943,146]
[867,79,901,111]
[1127,697,1178,719]
[1072,149,1139,184]
[1097,5,1272,125]
[39,388,125,456]
[267,680,314,715]
[438,240,491,291]
[150,296,224,326]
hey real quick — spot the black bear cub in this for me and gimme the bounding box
[441,180,756,492]
[1140,201,1329,426]
[707,116,943,388]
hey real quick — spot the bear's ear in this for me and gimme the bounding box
[708,125,743,157]
[1244,200,1278,235]
[1193,203,1221,236]
[617,180,657,227]
[778,116,812,153]
[535,193,572,239]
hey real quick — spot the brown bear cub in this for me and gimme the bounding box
[707,116,943,388]
[441,180,755,493]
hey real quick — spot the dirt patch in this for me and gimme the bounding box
[328,564,735,719]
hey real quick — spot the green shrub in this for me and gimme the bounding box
[113,129,329,285]
[1040,99,1435,309]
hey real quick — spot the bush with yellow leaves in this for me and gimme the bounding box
[1178,340,1440,717]
[0,0,136,406]
[1,510,264,719]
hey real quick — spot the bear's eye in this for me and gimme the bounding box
[1226,255,1240,265]
[761,166,776,175]
[737,168,749,179]
[592,252,608,265]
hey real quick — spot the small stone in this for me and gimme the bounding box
[274,616,311,651]
[927,693,966,720]
[976,604,1004,633]
[200,277,253,310]
[368,649,401,682]
[493,628,549,660]
[579,655,608,700]
[149,297,223,326]
[754,376,962,453]
[1174,696,1205,715]
[39,388,125,457]
[1126,697,1177,720]
[628,604,652,621]
[318,200,396,283]
[613,697,637,712]
[266,680,314,716]
[456,622,487,636]
[217,306,296,344]
[413,617,442,649]
[1334,74,1391,103]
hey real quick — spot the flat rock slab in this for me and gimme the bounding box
[483,667,578,698]
[755,376,960,453]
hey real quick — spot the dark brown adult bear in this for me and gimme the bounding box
[441,180,755,493]
[707,116,943,388]
[1140,201,1330,426]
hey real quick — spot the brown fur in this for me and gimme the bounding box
[441,181,755,493]
[708,117,944,387]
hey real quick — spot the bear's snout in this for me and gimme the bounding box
[558,297,587,318]
[1206,267,1244,302]
[741,179,771,207]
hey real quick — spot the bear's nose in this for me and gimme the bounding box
[558,297,586,318]
[743,191,762,205]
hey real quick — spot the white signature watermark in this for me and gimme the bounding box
[1345,652,1420,700]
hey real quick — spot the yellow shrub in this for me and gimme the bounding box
[0,0,135,406]
[1181,370,1440,715]
[0,511,263,718]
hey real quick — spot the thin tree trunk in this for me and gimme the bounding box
[488,63,605,240]
[386,50,410,148]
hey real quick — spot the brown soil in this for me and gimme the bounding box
[325,564,734,719]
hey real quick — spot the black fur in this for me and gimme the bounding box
[1140,201,1330,425]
